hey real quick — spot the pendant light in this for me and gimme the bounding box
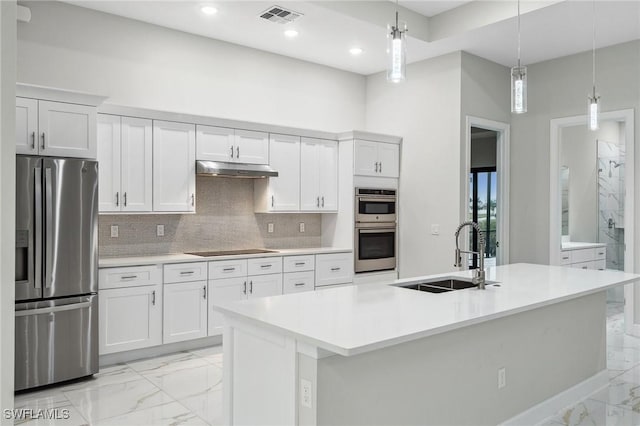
[387,0,407,83]
[588,0,599,131]
[511,0,527,114]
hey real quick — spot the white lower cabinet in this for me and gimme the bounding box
[560,246,606,270]
[315,252,353,288]
[283,271,315,294]
[163,281,208,344]
[99,284,162,355]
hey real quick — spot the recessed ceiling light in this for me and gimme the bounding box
[349,47,363,56]
[284,29,299,38]
[201,5,218,15]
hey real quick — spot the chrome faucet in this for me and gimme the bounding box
[454,221,486,289]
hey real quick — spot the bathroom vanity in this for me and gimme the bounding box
[215,263,638,426]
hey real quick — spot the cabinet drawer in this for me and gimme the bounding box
[164,262,208,283]
[283,271,315,294]
[592,259,606,271]
[248,257,282,276]
[209,259,248,279]
[99,265,162,290]
[594,247,607,260]
[570,261,591,270]
[559,251,572,265]
[283,255,315,273]
[315,253,353,287]
[572,248,595,263]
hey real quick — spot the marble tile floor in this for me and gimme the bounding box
[14,302,638,426]
[14,346,223,426]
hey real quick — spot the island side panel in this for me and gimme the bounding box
[315,291,606,426]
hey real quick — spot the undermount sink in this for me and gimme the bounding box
[396,278,499,294]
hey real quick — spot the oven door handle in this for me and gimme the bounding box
[357,227,396,233]
[357,197,396,203]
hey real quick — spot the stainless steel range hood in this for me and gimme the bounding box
[196,161,278,178]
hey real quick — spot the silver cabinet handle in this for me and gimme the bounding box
[15,301,91,317]
[271,195,274,208]
[598,251,605,255]
[260,264,272,269]
[203,285,207,299]
[249,280,253,294]
[41,132,46,150]
[230,145,234,158]
[31,131,36,149]
[295,262,305,266]
[236,146,240,158]
[562,256,569,260]
[375,162,379,172]
[582,266,588,269]
[379,162,382,173]
[151,290,156,306]
[243,281,247,295]
[121,275,138,280]
[44,168,53,289]
[316,196,320,207]
[116,192,119,207]
[331,267,341,271]
[123,192,127,207]
[223,267,235,272]
[294,283,305,287]
[191,193,195,207]
[180,271,195,275]
[321,196,325,208]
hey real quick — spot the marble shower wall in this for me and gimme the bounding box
[597,140,625,271]
[99,177,322,257]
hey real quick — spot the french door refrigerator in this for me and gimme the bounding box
[15,156,99,391]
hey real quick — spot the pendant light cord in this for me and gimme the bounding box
[517,0,521,68]
[592,0,596,96]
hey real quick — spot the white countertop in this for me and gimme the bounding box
[214,263,639,357]
[98,247,352,268]
[561,242,607,251]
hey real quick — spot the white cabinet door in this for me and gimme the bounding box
[16,97,38,155]
[38,100,97,159]
[354,140,378,176]
[163,281,208,344]
[208,277,247,336]
[121,117,153,212]
[283,271,314,294]
[268,134,300,211]
[153,121,196,212]
[97,114,121,212]
[99,284,162,355]
[315,252,353,287]
[234,129,269,165]
[248,273,283,299]
[300,139,321,211]
[318,141,338,211]
[377,142,400,178]
[196,125,234,162]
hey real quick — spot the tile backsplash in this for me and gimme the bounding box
[99,177,322,257]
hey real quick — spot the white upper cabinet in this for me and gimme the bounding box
[97,115,153,213]
[16,97,38,155]
[196,125,268,165]
[16,98,97,159]
[354,140,400,178]
[38,100,97,159]
[153,120,196,212]
[254,134,300,212]
[196,125,234,162]
[300,138,338,212]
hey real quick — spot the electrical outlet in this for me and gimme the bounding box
[299,222,305,233]
[110,225,119,238]
[300,379,312,408]
[431,224,440,235]
[498,367,506,389]
[268,223,274,233]
[157,225,165,237]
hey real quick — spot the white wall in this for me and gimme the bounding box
[510,41,640,266]
[17,1,365,132]
[0,0,16,418]
[366,52,462,278]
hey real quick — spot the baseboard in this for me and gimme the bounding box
[99,335,222,367]
[500,370,609,426]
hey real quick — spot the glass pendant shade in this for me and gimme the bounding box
[588,95,599,131]
[511,65,527,114]
[387,25,406,83]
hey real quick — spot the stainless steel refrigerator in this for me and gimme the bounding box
[15,156,99,391]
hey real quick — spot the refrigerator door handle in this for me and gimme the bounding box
[44,168,53,289]
[15,301,91,317]
[34,167,42,290]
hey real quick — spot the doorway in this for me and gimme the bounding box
[464,117,510,268]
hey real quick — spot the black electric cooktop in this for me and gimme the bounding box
[185,249,278,257]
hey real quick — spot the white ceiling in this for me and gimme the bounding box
[64,1,640,75]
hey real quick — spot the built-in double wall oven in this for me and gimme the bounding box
[354,188,397,273]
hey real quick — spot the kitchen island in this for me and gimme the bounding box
[214,263,639,425]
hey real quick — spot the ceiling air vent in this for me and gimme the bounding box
[259,5,303,24]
